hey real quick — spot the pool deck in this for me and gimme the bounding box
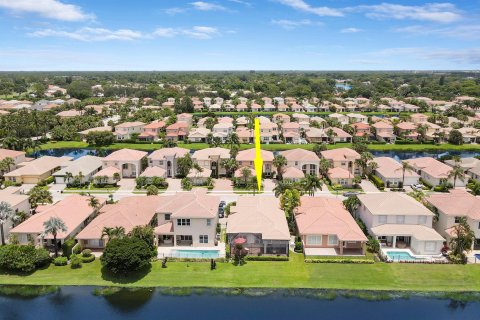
[157,244,226,259]
[382,248,446,263]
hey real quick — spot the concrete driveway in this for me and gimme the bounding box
[166,178,182,192]
[360,179,380,193]
[213,178,233,192]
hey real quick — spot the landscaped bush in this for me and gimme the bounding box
[245,255,289,261]
[0,245,51,273]
[82,249,92,257]
[72,243,82,254]
[419,178,433,190]
[81,255,95,263]
[62,238,76,258]
[70,254,82,269]
[304,259,374,264]
[101,237,153,275]
[294,241,303,253]
[53,257,68,266]
[368,174,385,190]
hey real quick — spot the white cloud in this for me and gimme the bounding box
[163,7,186,15]
[340,27,362,33]
[29,27,146,41]
[228,0,252,7]
[0,0,93,21]
[190,1,226,11]
[396,24,480,40]
[368,47,480,65]
[271,19,313,30]
[353,2,462,23]
[29,25,222,41]
[275,0,343,17]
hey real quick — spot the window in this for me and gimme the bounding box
[396,215,405,224]
[378,215,387,224]
[122,163,128,169]
[164,214,171,221]
[454,217,461,223]
[177,219,190,226]
[328,235,338,246]
[179,235,192,241]
[206,219,211,226]
[418,216,427,225]
[199,235,208,244]
[159,161,164,165]
[307,235,321,245]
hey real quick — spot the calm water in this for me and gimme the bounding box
[31,148,479,161]
[1,287,480,320]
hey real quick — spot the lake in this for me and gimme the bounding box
[31,148,479,161]
[1,287,480,320]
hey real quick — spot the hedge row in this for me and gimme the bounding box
[368,174,385,190]
[245,255,289,261]
[305,259,374,264]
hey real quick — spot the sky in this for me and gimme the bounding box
[0,0,479,71]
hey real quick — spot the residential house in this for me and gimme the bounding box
[165,122,189,141]
[352,122,371,138]
[76,196,161,249]
[357,193,444,255]
[79,126,112,139]
[445,157,480,181]
[236,148,275,177]
[305,127,328,143]
[273,113,290,124]
[53,155,103,184]
[327,167,355,187]
[236,127,254,144]
[426,190,480,250]
[148,147,189,178]
[188,128,211,142]
[406,157,466,187]
[282,167,305,182]
[114,121,145,140]
[347,113,368,124]
[212,122,234,142]
[373,157,420,187]
[260,121,279,143]
[372,121,396,143]
[227,196,290,256]
[4,156,72,184]
[155,189,219,247]
[0,187,30,241]
[138,120,165,141]
[281,149,319,176]
[101,148,148,178]
[281,122,301,143]
[56,110,82,118]
[0,148,28,171]
[320,148,361,175]
[410,113,428,124]
[192,147,230,177]
[296,197,367,256]
[177,113,193,126]
[329,127,353,143]
[329,113,349,125]
[11,195,105,246]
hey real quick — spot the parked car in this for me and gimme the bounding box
[218,207,224,218]
[412,184,424,191]
[219,201,226,208]
[343,191,359,197]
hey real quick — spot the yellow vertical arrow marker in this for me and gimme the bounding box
[253,118,263,191]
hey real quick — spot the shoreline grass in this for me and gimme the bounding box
[1,253,480,292]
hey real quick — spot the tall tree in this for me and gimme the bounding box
[273,155,287,180]
[0,201,15,245]
[42,217,67,257]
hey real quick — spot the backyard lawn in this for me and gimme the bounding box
[1,253,480,291]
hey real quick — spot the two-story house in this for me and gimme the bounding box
[192,147,230,178]
[148,147,189,178]
[165,122,189,141]
[114,121,145,140]
[236,148,275,177]
[372,121,396,143]
[281,148,320,176]
[138,120,165,141]
[212,122,234,142]
[357,193,444,255]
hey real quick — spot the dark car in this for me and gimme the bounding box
[218,208,224,218]
[219,201,226,208]
[343,191,359,197]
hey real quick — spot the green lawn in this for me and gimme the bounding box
[1,253,480,291]
[38,141,480,153]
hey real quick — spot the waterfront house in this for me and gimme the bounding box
[296,197,367,256]
[0,187,30,241]
[357,193,444,255]
[53,155,103,184]
[4,156,72,184]
[281,149,319,176]
[405,157,466,187]
[320,148,361,175]
[0,148,28,171]
[372,121,396,143]
[101,149,147,178]
[281,122,301,143]
[227,196,290,256]
[188,128,211,142]
[373,157,420,187]
[114,121,145,140]
[192,147,230,177]
[165,122,189,141]
[236,148,275,177]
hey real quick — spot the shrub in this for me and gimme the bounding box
[0,245,48,273]
[244,255,289,261]
[62,238,76,258]
[368,174,385,190]
[419,178,433,190]
[181,178,192,191]
[294,241,303,253]
[82,249,93,257]
[70,254,82,269]
[53,257,68,266]
[72,243,82,255]
[81,255,95,263]
[101,237,153,275]
[305,259,374,264]
[34,248,52,268]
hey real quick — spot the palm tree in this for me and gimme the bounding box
[326,128,337,144]
[343,196,360,217]
[355,152,374,178]
[101,226,126,241]
[240,167,252,187]
[221,158,238,178]
[113,172,121,184]
[301,175,323,196]
[226,132,240,149]
[395,161,416,186]
[448,164,465,188]
[1,157,15,173]
[0,201,15,245]
[28,186,53,208]
[42,217,67,257]
[88,195,100,212]
[65,171,73,185]
[319,158,332,178]
[273,155,287,180]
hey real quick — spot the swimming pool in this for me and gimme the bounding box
[170,249,220,259]
[385,251,425,262]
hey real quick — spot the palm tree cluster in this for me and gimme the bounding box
[273,175,323,197]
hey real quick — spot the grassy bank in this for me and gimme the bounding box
[1,254,479,291]
[38,141,480,153]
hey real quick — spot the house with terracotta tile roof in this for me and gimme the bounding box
[188,127,211,142]
[282,166,305,182]
[277,103,289,112]
[426,190,480,250]
[56,110,82,118]
[372,121,396,143]
[346,113,368,124]
[357,193,444,255]
[305,127,328,143]
[155,189,219,247]
[4,156,72,184]
[281,122,301,143]
[192,147,230,177]
[273,113,290,124]
[165,122,189,141]
[0,148,28,171]
[327,167,355,187]
[148,147,189,178]
[410,113,428,124]
[373,157,419,187]
[236,127,254,144]
[405,157,466,187]
[11,195,105,246]
[329,127,353,143]
[320,148,361,176]
[53,155,103,184]
[102,148,148,178]
[76,196,161,248]
[114,121,145,140]
[227,196,290,256]
[352,122,371,138]
[296,197,367,256]
[139,120,165,141]
[444,157,480,181]
[0,187,30,241]
[212,122,234,142]
[236,148,275,177]
[177,113,193,126]
[281,149,320,176]
[140,166,167,179]
[395,122,418,139]
[328,113,349,125]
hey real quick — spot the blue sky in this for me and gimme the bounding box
[0,0,479,70]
